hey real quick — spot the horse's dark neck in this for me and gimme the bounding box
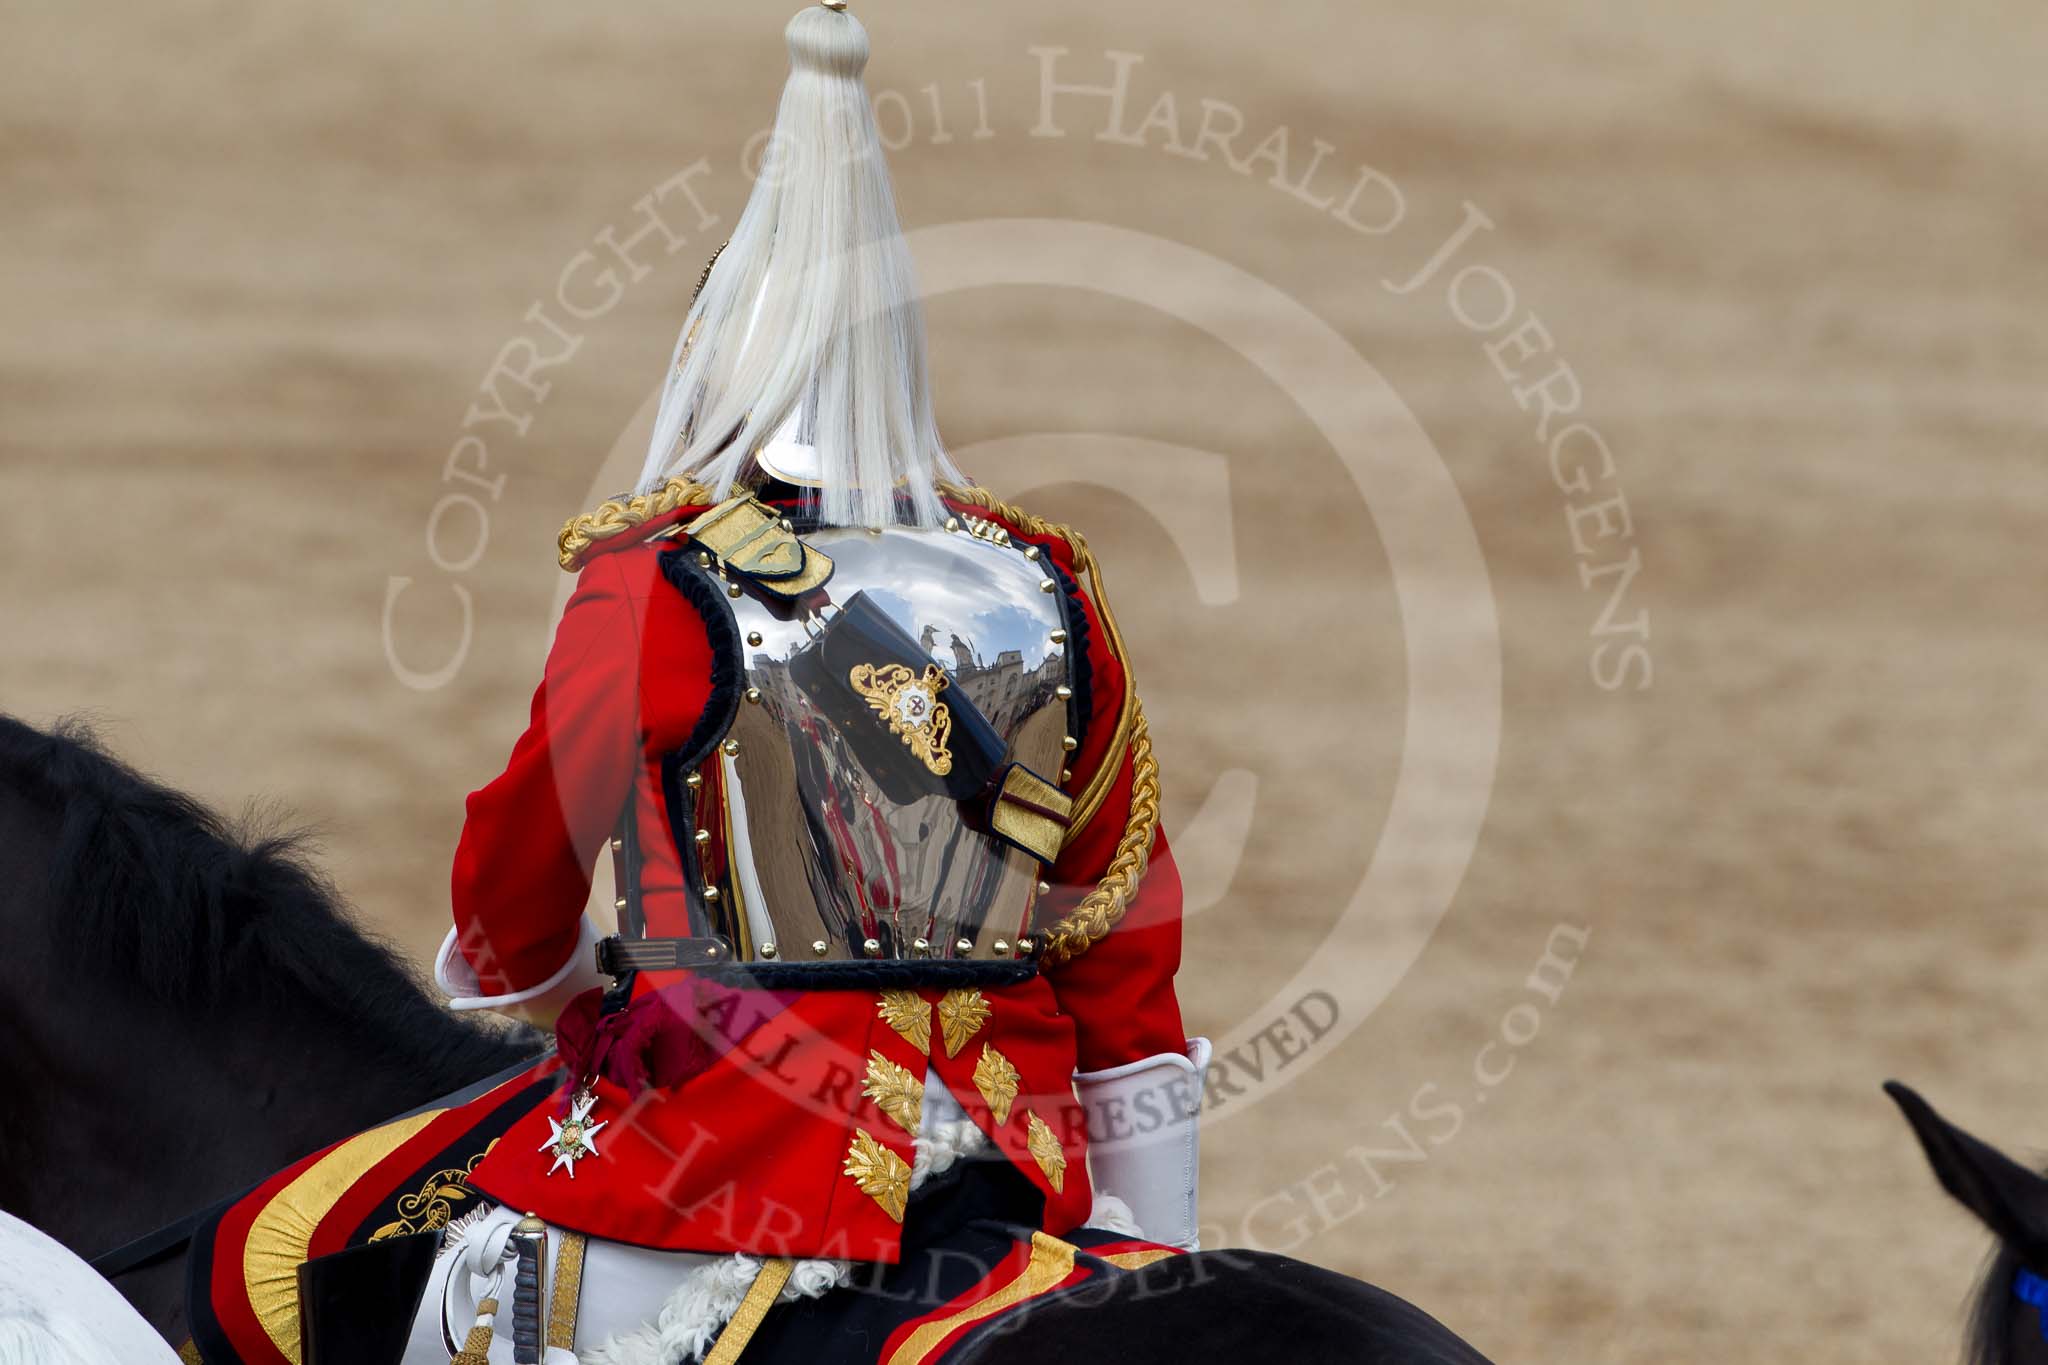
[106,991,492,1175]
[0,719,538,1342]
[21,977,524,1340]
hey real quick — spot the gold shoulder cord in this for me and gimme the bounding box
[1035,702,1157,966]
[557,477,718,571]
[937,481,1160,967]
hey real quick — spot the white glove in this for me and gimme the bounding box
[434,917,606,1029]
[1075,1038,1212,1249]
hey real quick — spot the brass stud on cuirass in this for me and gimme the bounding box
[722,739,741,757]
[862,937,883,958]
[1039,579,1057,594]
[747,631,764,647]
[911,937,931,957]
[614,896,628,911]
[993,939,1010,957]
[955,937,974,955]
[760,942,779,960]
[744,687,762,705]
[694,829,712,846]
[1061,735,1078,753]
[1055,685,1073,701]
[686,772,704,791]
[702,886,720,904]
[811,940,830,958]
[1050,629,1068,645]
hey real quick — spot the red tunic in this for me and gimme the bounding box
[451,498,1186,1257]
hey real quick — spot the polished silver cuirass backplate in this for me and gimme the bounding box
[715,524,1072,964]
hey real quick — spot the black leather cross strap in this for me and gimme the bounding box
[789,590,1010,806]
[595,934,733,976]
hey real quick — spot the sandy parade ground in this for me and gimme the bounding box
[6,2,2047,1358]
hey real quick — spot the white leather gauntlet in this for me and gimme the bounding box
[434,917,606,1029]
[1075,1038,1212,1249]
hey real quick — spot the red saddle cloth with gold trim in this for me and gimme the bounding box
[182,1053,1179,1365]
[184,1068,552,1365]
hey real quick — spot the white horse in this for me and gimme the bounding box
[0,1213,178,1365]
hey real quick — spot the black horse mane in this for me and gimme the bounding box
[1970,1242,2024,1365]
[0,715,530,1081]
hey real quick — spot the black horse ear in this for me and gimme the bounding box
[1886,1080,2048,1266]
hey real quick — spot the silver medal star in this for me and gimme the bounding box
[539,1090,608,1178]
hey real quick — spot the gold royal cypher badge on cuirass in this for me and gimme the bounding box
[849,662,955,777]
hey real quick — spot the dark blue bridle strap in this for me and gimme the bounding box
[2015,1267,2048,1341]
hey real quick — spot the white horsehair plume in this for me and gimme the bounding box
[636,4,961,530]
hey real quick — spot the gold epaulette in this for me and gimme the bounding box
[557,477,719,572]
[936,482,1157,968]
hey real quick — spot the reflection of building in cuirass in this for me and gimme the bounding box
[720,524,1076,964]
[952,648,1060,725]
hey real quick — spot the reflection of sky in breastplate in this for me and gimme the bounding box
[733,527,1068,949]
[802,529,1068,736]
[857,591,1061,732]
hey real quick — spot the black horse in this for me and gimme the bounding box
[0,715,1492,1362]
[943,1252,1493,1365]
[1888,1080,2048,1365]
[0,716,537,1343]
